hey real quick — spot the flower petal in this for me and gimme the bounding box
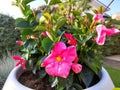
[13,56,26,70]
[13,55,21,60]
[95,32,106,45]
[41,55,56,67]
[64,33,77,46]
[16,40,24,45]
[15,61,21,66]
[62,46,77,62]
[95,25,107,45]
[22,61,26,70]
[45,62,72,78]
[57,62,72,78]
[93,14,104,22]
[21,58,26,70]
[41,31,48,37]
[72,63,82,73]
[52,42,66,55]
[106,28,120,36]
[45,62,59,76]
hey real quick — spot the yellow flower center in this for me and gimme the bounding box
[56,56,62,62]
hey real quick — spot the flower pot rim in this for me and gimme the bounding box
[3,65,114,90]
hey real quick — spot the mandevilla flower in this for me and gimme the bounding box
[72,63,82,73]
[93,14,105,22]
[16,40,24,45]
[94,24,120,45]
[64,32,77,46]
[13,55,26,70]
[41,42,82,78]
[71,56,82,73]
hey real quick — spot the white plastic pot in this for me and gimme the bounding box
[2,65,115,90]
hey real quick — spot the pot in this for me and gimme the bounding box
[2,65,114,90]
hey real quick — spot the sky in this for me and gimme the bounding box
[0,0,120,18]
[99,0,120,15]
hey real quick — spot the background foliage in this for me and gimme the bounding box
[102,34,120,56]
[0,14,20,58]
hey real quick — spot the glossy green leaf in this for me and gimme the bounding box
[82,33,93,45]
[22,0,35,6]
[36,56,46,67]
[57,87,64,90]
[24,39,37,50]
[69,83,83,90]
[15,18,33,29]
[55,17,67,31]
[43,12,51,20]
[23,5,32,16]
[78,65,95,88]
[21,29,33,35]
[42,38,53,53]
[34,25,46,31]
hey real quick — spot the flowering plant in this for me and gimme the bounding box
[12,0,120,89]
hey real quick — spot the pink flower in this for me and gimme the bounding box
[41,31,53,40]
[93,14,105,22]
[94,24,120,45]
[41,31,48,37]
[16,40,24,45]
[72,63,82,73]
[64,32,77,46]
[13,55,26,70]
[41,42,81,78]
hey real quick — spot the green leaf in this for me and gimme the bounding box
[82,32,93,45]
[86,58,102,74]
[44,0,48,4]
[55,17,67,31]
[51,77,58,87]
[86,13,93,22]
[24,39,37,50]
[36,56,45,68]
[36,60,41,68]
[78,65,94,88]
[15,18,33,29]
[42,38,53,53]
[23,5,32,16]
[98,6,104,14]
[69,83,83,90]
[72,11,81,16]
[65,73,74,90]
[22,0,35,6]
[49,0,62,5]
[57,87,64,90]
[43,12,51,20]
[34,25,46,31]
[21,29,33,35]
[57,77,66,90]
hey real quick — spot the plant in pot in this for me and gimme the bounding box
[3,0,120,90]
